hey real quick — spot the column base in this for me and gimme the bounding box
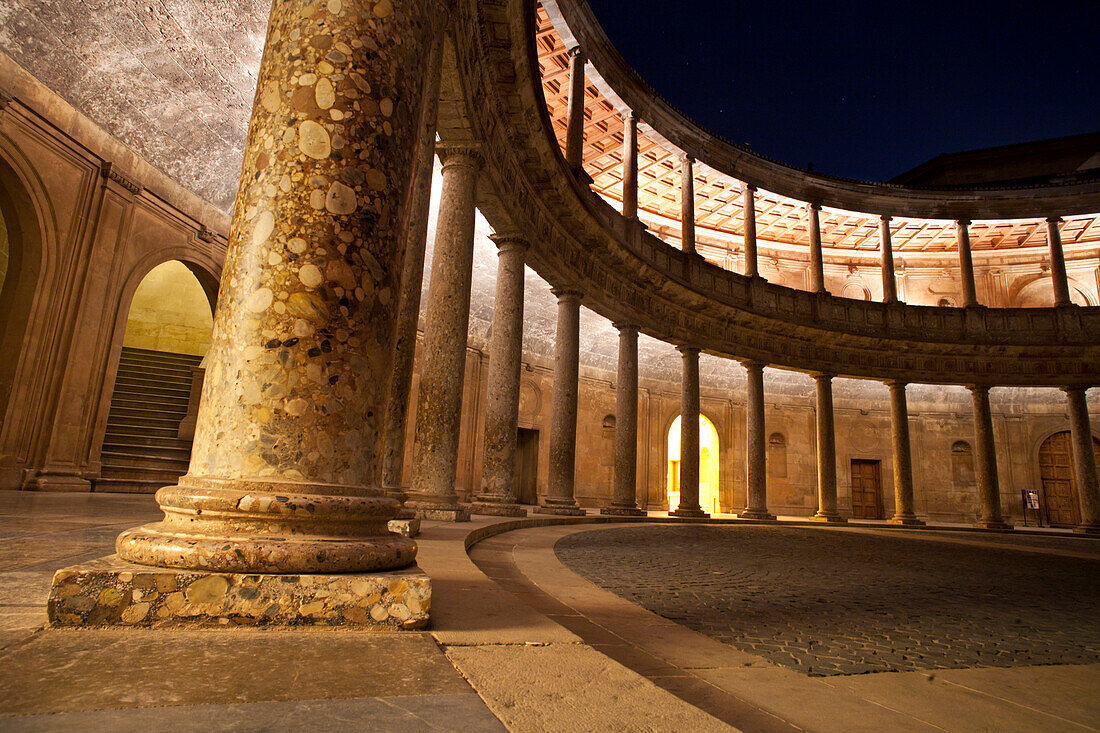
[534,504,587,517]
[47,555,430,629]
[388,517,421,537]
[23,472,92,492]
[468,500,528,517]
[809,512,848,523]
[600,506,646,517]
[888,514,926,526]
[1074,522,1100,535]
[973,519,1013,531]
[670,507,710,518]
[405,500,470,522]
[737,509,777,521]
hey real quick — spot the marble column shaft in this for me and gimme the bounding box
[1065,387,1100,532]
[812,374,844,522]
[406,145,484,521]
[808,203,825,294]
[681,155,696,254]
[603,324,644,516]
[970,385,1008,529]
[741,360,775,520]
[380,31,444,501]
[887,381,924,525]
[742,182,758,278]
[538,289,585,515]
[956,220,978,307]
[117,0,433,572]
[1048,218,1072,306]
[564,47,586,170]
[880,215,898,304]
[470,236,529,517]
[672,347,708,517]
[622,112,638,219]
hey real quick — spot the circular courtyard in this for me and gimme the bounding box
[556,525,1100,676]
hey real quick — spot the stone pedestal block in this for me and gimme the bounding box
[411,504,471,522]
[535,504,587,517]
[388,517,421,538]
[600,506,646,517]
[469,501,528,517]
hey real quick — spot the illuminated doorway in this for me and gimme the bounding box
[667,414,721,513]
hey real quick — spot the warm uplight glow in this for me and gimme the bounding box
[667,414,721,513]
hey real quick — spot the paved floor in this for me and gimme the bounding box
[555,524,1100,676]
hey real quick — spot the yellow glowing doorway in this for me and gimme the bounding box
[667,415,720,513]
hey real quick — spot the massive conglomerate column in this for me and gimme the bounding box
[1047,217,1072,306]
[880,215,898,304]
[537,289,586,516]
[740,360,775,520]
[956,220,978,307]
[681,155,696,255]
[887,380,924,525]
[470,235,529,517]
[564,47,586,171]
[1065,386,1100,533]
[969,384,1009,529]
[811,373,845,522]
[742,182,759,278]
[808,203,825,294]
[116,0,435,573]
[672,346,708,517]
[603,324,645,516]
[622,111,638,220]
[404,144,485,522]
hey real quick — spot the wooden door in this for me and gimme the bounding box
[514,428,539,505]
[1038,432,1099,527]
[850,459,883,519]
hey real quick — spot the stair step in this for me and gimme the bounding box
[102,442,191,459]
[100,452,190,471]
[113,382,193,398]
[103,433,190,449]
[93,477,178,494]
[99,464,188,480]
[121,346,203,362]
[108,396,190,411]
[104,414,183,430]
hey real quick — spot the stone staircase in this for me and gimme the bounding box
[94,347,202,493]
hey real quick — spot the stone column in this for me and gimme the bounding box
[564,46,586,170]
[380,31,444,505]
[622,111,638,220]
[969,384,1009,529]
[405,144,485,522]
[956,220,978,307]
[880,215,898,304]
[811,373,845,522]
[1047,217,1072,306]
[887,380,924,525]
[740,360,775,520]
[537,289,586,516]
[672,346,708,517]
[681,154,696,255]
[470,235,529,517]
[116,0,434,573]
[808,203,825,294]
[1065,386,1100,533]
[603,324,645,516]
[742,182,758,278]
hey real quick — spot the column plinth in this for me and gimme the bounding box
[1065,386,1100,534]
[537,288,586,516]
[471,236,529,518]
[602,324,645,516]
[970,385,1011,530]
[810,373,845,523]
[887,381,925,526]
[739,360,776,520]
[671,346,709,518]
[114,0,435,574]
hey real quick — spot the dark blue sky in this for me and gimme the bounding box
[586,0,1100,182]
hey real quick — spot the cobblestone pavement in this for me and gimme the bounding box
[555,525,1100,677]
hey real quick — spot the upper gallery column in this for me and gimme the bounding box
[380,30,445,504]
[117,0,435,572]
[603,324,645,516]
[808,203,825,294]
[887,380,924,525]
[969,384,1009,529]
[470,235,530,517]
[537,288,586,516]
[672,346,708,517]
[405,144,485,522]
[740,360,776,520]
[1047,217,1072,306]
[564,46,587,171]
[621,111,638,220]
[879,215,898,304]
[681,154,696,255]
[742,182,759,278]
[811,373,844,522]
[1064,386,1100,533]
[956,220,978,307]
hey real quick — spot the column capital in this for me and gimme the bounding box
[1061,385,1092,396]
[885,379,908,390]
[808,201,822,212]
[1046,215,1063,224]
[488,232,529,252]
[676,344,701,356]
[437,142,484,171]
[566,45,584,59]
[740,180,757,194]
[741,358,766,372]
[813,372,835,382]
[679,152,694,165]
[956,218,971,228]
[966,383,992,395]
[550,287,583,302]
[612,322,640,333]
[621,108,635,124]
[879,213,892,224]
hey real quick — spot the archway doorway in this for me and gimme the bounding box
[667,414,720,513]
[97,260,215,493]
[1038,431,1100,527]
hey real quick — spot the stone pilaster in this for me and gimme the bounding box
[537,289,586,516]
[887,380,924,526]
[470,235,529,517]
[622,111,638,220]
[969,384,1009,529]
[405,144,485,523]
[811,373,845,522]
[1065,386,1100,534]
[1048,217,1072,307]
[602,324,645,516]
[671,346,708,517]
[564,47,586,170]
[740,360,775,520]
[880,215,898,304]
[808,203,825,294]
[742,182,758,278]
[957,220,978,307]
[116,0,434,573]
[681,155,696,255]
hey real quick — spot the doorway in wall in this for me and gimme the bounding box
[514,428,539,505]
[1038,431,1100,527]
[850,459,883,519]
[667,414,721,513]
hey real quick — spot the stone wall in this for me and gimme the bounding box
[122,260,214,356]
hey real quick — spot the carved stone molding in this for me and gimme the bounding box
[99,162,143,195]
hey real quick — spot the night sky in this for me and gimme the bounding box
[585,0,1100,182]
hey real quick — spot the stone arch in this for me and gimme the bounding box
[666,412,722,513]
[1010,274,1094,307]
[767,431,787,478]
[841,281,871,301]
